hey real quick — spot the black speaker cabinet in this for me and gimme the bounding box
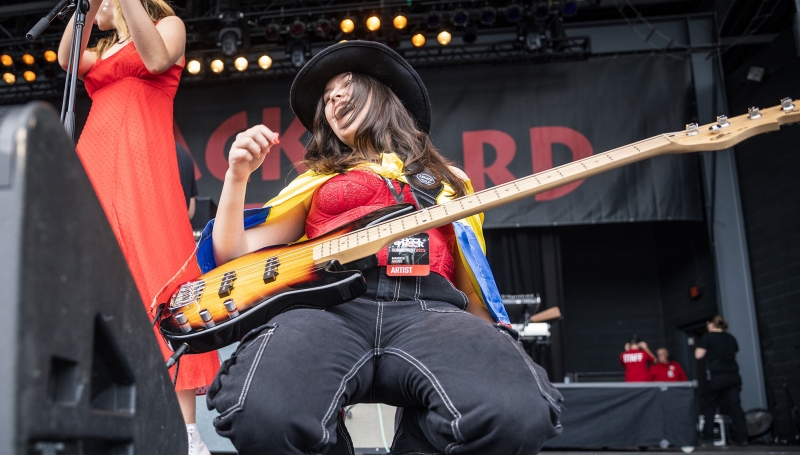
[0,103,187,454]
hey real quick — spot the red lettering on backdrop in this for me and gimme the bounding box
[462,130,516,191]
[530,126,593,201]
[205,111,247,181]
[261,107,307,180]
[173,122,202,180]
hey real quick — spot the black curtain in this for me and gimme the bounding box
[485,228,565,382]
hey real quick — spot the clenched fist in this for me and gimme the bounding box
[227,125,280,181]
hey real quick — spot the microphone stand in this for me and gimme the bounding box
[26,0,91,140]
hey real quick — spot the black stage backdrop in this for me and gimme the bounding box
[174,54,702,227]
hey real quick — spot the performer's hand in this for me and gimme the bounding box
[638,341,648,350]
[227,125,280,181]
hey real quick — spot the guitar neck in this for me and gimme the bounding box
[312,133,680,265]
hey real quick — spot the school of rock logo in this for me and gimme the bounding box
[393,237,425,249]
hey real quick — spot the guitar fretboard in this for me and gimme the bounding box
[313,133,677,264]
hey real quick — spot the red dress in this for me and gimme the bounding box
[77,42,219,391]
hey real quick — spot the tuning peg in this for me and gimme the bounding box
[709,115,729,131]
[685,123,699,136]
[781,97,795,112]
[748,107,762,119]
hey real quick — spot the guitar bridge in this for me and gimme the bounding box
[170,280,206,312]
[263,256,280,283]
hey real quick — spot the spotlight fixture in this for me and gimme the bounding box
[366,15,381,31]
[1,54,12,66]
[289,19,306,38]
[426,11,442,29]
[2,73,15,84]
[505,4,524,22]
[480,6,497,25]
[316,18,331,38]
[210,59,224,73]
[287,39,309,68]
[186,59,201,74]
[340,17,355,33]
[21,54,35,65]
[562,0,578,17]
[393,14,408,29]
[218,28,241,56]
[386,30,401,48]
[43,50,57,63]
[258,55,272,69]
[520,22,544,52]
[437,30,452,46]
[23,71,36,82]
[234,56,248,71]
[411,32,426,47]
[462,27,478,44]
[534,2,550,20]
[265,22,281,41]
[452,9,469,27]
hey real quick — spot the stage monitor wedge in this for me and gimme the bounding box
[0,103,187,455]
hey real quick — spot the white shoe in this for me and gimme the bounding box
[186,423,212,455]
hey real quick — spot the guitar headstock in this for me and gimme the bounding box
[667,97,800,153]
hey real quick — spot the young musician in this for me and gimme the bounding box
[58,1,218,453]
[205,41,563,454]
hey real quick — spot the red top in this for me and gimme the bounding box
[650,361,687,382]
[619,349,654,382]
[77,43,219,391]
[306,170,457,282]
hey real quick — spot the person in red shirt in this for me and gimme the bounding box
[620,335,655,382]
[650,347,688,381]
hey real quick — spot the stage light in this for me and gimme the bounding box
[480,7,497,25]
[288,40,307,68]
[452,9,469,27]
[265,22,280,41]
[562,1,578,17]
[521,22,544,52]
[2,73,15,84]
[234,57,248,72]
[386,31,401,48]
[1,54,11,66]
[22,54,35,65]
[258,55,272,69]
[186,59,201,74]
[463,28,478,44]
[340,17,355,33]
[218,28,241,56]
[426,11,442,29]
[366,15,381,31]
[43,50,57,63]
[437,30,452,46]
[393,14,408,29]
[23,71,36,82]
[290,19,306,38]
[411,33,426,47]
[316,18,331,38]
[506,4,524,22]
[210,59,224,73]
[534,2,549,20]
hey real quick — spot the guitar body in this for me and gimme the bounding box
[159,203,416,353]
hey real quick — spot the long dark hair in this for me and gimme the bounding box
[303,72,468,198]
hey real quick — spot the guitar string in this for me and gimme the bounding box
[183,133,670,292]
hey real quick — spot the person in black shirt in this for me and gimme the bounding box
[176,142,199,219]
[695,314,748,445]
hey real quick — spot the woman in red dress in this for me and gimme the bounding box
[58,1,218,453]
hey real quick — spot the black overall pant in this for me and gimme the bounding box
[207,268,563,454]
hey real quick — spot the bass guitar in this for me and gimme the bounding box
[158,98,800,354]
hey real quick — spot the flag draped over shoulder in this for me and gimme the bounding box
[152,153,510,324]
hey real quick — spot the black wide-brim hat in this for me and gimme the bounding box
[289,41,431,133]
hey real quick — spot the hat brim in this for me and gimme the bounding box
[289,41,431,133]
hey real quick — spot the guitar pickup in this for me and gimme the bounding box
[263,256,280,283]
[218,271,237,297]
